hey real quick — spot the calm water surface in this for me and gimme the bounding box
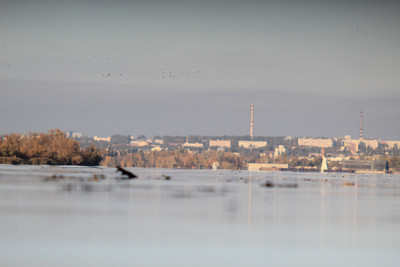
[0,165,399,266]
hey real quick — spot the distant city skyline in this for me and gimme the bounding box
[1,0,399,139]
[1,80,398,140]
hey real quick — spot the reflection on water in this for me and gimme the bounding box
[0,165,399,267]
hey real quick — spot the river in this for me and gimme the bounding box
[0,165,399,266]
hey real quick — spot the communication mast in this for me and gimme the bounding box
[359,108,364,140]
[250,103,254,140]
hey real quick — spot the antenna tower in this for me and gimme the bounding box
[250,103,254,140]
[359,108,364,140]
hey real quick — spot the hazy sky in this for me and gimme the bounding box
[1,0,399,139]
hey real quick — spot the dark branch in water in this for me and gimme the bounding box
[116,165,137,179]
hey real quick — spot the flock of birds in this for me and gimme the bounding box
[160,68,201,80]
[101,73,123,77]
[93,56,201,81]
[3,58,202,82]
[94,56,124,78]
[3,27,369,82]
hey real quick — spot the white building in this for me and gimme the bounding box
[343,139,360,152]
[382,140,400,149]
[274,145,286,158]
[343,139,379,152]
[94,136,111,142]
[154,139,164,145]
[248,163,289,171]
[362,139,379,149]
[130,140,151,147]
[183,142,204,148]
[238,141,267,149]
[209,140,231,148]
[71,132,83,139]
[151,146,163,151]
[298,138,333,148]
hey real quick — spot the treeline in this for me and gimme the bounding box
[101,150,245,169]
[0,129,102,165]
[100,150,323,170]
[101,151,400,170]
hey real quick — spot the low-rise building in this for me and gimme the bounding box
[248,163,289,171]
[382,140,400,149]
[154,139,164,145]
[343,139,360,152]
[327,154,346,162]
[94,136,111,142]
[209,140,231,148]
[168,142,185,147]
[342,160,388,173]
[362,139,379,149]
[343,139,380,152]
[298,138,333,148]
[238,141,267,149]
[130,140,150,147]
[151,146,163,151]
[274,145,286,158]
[183,142,204,148]
[337,135,352,140]
[71,132,83,139]
[64,131,83,139]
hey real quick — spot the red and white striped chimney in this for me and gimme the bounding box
[250,103,254,140]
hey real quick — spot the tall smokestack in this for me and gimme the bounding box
[359,108,364,140]
[250,103,254,140]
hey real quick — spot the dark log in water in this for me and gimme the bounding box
[116,165,137,179]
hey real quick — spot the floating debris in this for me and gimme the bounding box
[282,183,298,188]
[60,183,112,192]
[260,181,298,188]
[61,183,76,191]
[116,165,137,179]
[81,183,94,192]
[43,174,65,182]
[161,174,171,180]
[260,181,274,188]
[198,186,216,193]
[92,174,106,181]
[304,178,328,183]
